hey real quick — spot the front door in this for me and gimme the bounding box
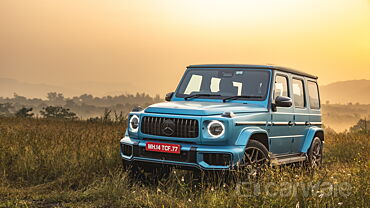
[269,73,294,154]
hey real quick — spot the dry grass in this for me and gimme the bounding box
[0,117,369,207]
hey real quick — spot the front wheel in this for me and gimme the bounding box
[238,140,269,178]
[306,137,323,169]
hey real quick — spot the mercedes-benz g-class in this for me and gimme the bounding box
[120,64,323,173]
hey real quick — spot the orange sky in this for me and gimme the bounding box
[0,0,369,96]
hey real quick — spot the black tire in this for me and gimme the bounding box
[306,137,323,169]
[238,140,270,178]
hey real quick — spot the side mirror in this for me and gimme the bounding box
[275,96,293,107]
[165,92,174,101]
[132,106,143,112]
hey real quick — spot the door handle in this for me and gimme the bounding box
[288,121,294,126]
[305,121,311,126]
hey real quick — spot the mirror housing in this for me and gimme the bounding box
[274,96,293,108]
[132,106,143,112]
[165,92,174,101]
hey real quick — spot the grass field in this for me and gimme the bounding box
[0,117,369,207]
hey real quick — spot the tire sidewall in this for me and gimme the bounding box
[307,137,323,168]
[245,140,269,160]
[241,139,270,168]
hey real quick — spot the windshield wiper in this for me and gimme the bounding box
[184,93,221,100]
[223,95,262,102]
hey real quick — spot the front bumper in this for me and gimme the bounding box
[120,136,244,170]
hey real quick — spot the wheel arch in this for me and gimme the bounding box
[249,133,269,151]
[301,127,324,153]
[314,130,324,141]
[235,127,269,151]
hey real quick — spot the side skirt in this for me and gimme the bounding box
[270,153,307,166]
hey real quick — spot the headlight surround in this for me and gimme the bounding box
[129,115,140,132]
[207,120,225,138]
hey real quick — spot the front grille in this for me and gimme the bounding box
[141,116,199,138]
[133,145,197,163]
[142,138,196,145]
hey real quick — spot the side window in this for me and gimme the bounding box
[308,81,320,109]
[274,75,289,99]
[292,78,305,108]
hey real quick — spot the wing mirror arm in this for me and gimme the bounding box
[165,92,174,102]
[271,103,277,112]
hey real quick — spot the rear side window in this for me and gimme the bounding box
[308,81,320,109]
[274,75,289,99]
[292,78,305,108]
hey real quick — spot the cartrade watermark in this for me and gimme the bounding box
[235,181,352,198]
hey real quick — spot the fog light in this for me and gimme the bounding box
[121,144,133,156]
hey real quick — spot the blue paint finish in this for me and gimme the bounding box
[145,101,267,116]
[120,65,323,170]
[120,136,245,170]
[235,127,268,146]
[301,126,324,153]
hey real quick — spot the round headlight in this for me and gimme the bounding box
[207,120,225,138]
[129,115,139,132]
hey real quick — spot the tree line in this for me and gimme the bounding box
[0,92,161,119]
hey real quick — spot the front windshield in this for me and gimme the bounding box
[176,69,270,101]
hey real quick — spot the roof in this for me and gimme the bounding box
[187,64,318,79]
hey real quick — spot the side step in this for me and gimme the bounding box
[270,154,307,166]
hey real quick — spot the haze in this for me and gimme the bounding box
[1,0,370,97]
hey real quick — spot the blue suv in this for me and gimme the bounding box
[120,64,323,173]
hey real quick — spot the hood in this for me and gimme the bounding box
[144,101,267,116]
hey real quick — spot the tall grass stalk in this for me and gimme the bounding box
[0,117,369,207]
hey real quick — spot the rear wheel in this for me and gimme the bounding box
[306,137,323,169]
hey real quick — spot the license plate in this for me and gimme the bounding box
[145,142,181,154]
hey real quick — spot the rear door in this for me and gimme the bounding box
[269,72,294,154]
[291,77,310,153]
[307,80,322,127]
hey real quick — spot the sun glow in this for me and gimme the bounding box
[1,0,369,96]
[156,0,306,25]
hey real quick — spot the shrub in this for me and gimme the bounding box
[40,106,78,120]
[0,103,14,117]
[15,107,34,118]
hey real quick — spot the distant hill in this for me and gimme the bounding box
[0,78,138,98]
[0,78,79,99]
[320,80,370,104]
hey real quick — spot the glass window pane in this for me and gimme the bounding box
[292,79,305,108]
[184,75,202,94]
[210,77,221,92]
[176,69,270,101]
[274,75,289,99]
[308,81,320,109]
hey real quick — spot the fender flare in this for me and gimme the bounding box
[301,126,324,153]
[235,127,269,148]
